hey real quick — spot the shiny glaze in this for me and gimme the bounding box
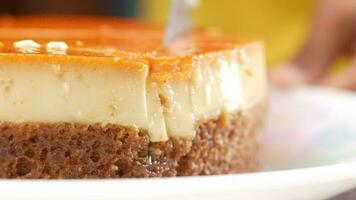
[0,15,259,82]
[0,15,254,55]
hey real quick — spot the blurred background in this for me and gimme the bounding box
[0,0,317,67]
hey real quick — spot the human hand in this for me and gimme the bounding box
[270,0,356,90]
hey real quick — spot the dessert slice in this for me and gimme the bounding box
[0,16,267,178]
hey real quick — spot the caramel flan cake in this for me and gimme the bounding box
[0,16,267,178]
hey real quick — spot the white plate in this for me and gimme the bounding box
[1,86,356,200]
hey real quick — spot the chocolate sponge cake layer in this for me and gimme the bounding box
[0,101,266,179]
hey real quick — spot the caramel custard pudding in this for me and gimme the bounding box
[0,16,267,178]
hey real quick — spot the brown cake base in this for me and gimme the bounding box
[0,101,266,178]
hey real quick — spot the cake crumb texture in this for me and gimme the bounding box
[0,101,266,178]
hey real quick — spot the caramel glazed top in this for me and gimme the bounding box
[0,15,262,80]
[0,15,267,142]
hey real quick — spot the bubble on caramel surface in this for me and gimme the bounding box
[13,40,41,54]
[46,41,68,55]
